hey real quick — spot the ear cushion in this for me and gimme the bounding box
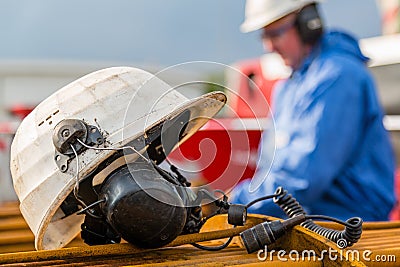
[295,4,323,45]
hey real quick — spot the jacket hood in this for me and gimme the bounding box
[321,30,369,63]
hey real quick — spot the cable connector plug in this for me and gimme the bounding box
[227,204,247,226]
[240,214,306,253]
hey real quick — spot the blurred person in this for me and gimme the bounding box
[230,0,396,221]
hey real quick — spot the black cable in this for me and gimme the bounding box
[245,193,279,209]
[191,236,234,251]
[77,198,106,216]
[192,222,237,251]
[273,187,363,247]
[305,215,357,228]
[214,189,228,198]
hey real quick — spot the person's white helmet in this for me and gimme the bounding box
[240,0,321,33]
[10,66,226,250]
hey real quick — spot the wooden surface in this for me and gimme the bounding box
[0,202,84,253]
[1,202,399,266]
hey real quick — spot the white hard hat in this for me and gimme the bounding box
[240,0,321,33]
[10,66,226,250]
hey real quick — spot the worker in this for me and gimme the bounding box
[230,0,396,221]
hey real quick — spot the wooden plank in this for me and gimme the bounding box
[0,204,20,218]
[0,217,28,231]
[0,230,34,245]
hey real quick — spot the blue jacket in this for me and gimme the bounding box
[230,30,396,221]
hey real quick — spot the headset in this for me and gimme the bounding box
[295,3,324,45]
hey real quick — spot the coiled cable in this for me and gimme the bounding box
[273,187,363,247]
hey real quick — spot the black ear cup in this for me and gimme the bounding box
[99,163,187,248]
[295,4,323,45]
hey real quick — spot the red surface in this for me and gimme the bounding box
[390,170,400,220]
[0,140,5,151]
[0,122,13,151]
[229,58,279,118]
[168,119,262,191]
[9,104,34,120]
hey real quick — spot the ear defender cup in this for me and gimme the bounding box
[295,4,323,45]
[99,162,187,248]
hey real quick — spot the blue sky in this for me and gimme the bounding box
[0,0,382,68]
